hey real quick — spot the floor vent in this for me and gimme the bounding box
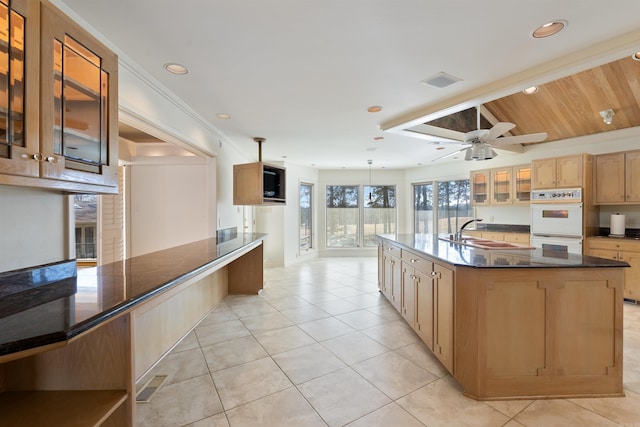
[136,375,168,403]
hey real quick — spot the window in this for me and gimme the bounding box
[74,194,97,259]
[299,183,313,251]
[414,182,434,234]
[413,179,472,235]
[326,185,359,247]
[363,185,396,246]
[437,179,472,234]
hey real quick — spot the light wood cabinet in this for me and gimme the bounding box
[472,164,530,206]
[0,0,119,194]
[433,262,454,372]
[587,237,640,300]
[470,169,490,206]
[414,267,434,349]
[381,243,401,311]
[233,161,286,205]
[531,154,585,189]
[595,150,640,204]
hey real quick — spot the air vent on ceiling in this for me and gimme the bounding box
[422,72,463,88]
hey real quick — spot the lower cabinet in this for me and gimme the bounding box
[587,237,640,300]
[381,241,455,374]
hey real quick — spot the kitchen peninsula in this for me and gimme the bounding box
[0,233,266,426]
[378,233,629,400]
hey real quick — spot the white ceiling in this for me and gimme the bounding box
[59,0,640,169]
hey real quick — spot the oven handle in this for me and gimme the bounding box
[531,233,583,239]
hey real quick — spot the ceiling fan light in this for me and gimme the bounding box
[464,148,473,161]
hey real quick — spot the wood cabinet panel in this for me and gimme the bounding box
[471,164,530,206]
[595,152,625,204]
[470,169,490,206]
[433,263,454,373]
[586,237,640,300]
[626,150,640,203]
[485,281,545,377]
[401,264,416,328]
[414,269,434,350]
[532,154,585,190]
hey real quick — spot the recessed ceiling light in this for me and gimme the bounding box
[164,63,189,75]
[523,86,539,95]
[532,20,567,38]
[217,113,231,119]
[373,136,384,141]
[367,106,383,113]
[436,147,445,150]
[632,52,640,61]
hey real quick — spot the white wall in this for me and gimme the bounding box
[127,157,213,257]
[0,186,68,271]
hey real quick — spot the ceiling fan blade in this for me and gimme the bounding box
[490,132,548,145]
[484,122,515,140]
[431,146,468,162]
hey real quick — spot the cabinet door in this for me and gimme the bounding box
[0,0,39,178]
[556,155,583,188]
[619,251,640,300]
[531,158,557,189]
[401,263,416,328]
[40,2,118,190]
[378,243,384,292]
[470,169,491,206]
[595,153,625,204]
[626,151,640,203]
[513,164,531,204]
[415,269,434,350]
[382,252,393,300]
[587,248,618,261]
[433,263,454,373]
[491,167,512,205]
[390,255,402,312]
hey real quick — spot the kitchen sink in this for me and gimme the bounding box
[439,236,534,250]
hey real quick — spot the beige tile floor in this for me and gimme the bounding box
[137,257,640,427]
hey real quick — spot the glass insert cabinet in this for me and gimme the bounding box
[0,0,118,194]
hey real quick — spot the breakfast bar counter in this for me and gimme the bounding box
[0,233,266,426]
[378,234,629,400]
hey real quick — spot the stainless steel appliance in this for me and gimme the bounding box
[530,188,583,254]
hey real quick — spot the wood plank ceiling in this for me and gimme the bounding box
[426,55,640,145]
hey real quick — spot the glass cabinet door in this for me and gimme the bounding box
[0,0,38,177]
[514,165,531,204]
[491,168,512,204]
[40,1,118,190]
[471,169,490,206]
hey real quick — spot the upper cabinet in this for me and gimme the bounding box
[233,162,286,205]
[531,154,589,190]
[470,169,490,206]
[0,0,118,194]
[595,150,640,204]
[471,164,530,206]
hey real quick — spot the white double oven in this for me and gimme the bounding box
[530,188,583,254]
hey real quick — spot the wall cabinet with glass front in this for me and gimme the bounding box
[472,164,530,206]
[470,169,490,206]
[0,1,118,194]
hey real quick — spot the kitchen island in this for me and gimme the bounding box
[378,233,629,400]
[0,233,266,426]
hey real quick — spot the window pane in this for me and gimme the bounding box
[414,183,434,234]
[326,185,359,248]
[300,183,312,251]
[364,185,396,246]
[437,179,473,234]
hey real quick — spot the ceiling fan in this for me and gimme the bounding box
[431,106,547,161]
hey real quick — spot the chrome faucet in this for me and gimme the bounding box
[456,218,483,241]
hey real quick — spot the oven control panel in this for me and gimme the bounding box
[531,188,582,202]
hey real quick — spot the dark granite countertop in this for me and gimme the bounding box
[0,233,267,357]
[379,234,631,269]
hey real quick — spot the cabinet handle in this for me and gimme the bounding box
[31,153,43,162]
[411,258,419,263]
[45,156,59,164]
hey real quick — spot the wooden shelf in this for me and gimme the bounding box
[0,390,127,427]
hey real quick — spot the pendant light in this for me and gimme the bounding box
[368,160,373,202]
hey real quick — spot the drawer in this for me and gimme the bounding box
[503,233,530,244]
[382,242,401,258]
[482,231,505,241]
[401,250,433,274]
[587,237,640,252]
